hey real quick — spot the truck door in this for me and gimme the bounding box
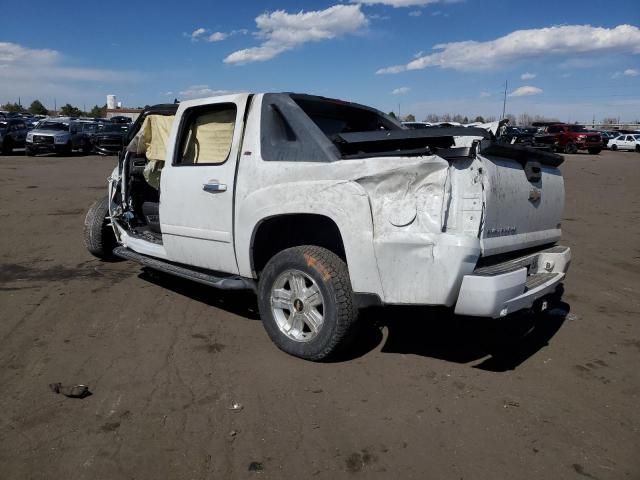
[159,94,250,274]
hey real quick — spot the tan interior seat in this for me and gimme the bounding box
[182,109,235,164]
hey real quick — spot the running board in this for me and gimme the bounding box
[113,247,256,291]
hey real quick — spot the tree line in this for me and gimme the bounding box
[390,111,564,126]
[1,100,107,118]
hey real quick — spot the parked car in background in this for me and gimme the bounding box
[25,119,93,156]
[598,131,618,148]
[92,122,128,155]
[535,124,602,154]
[498,126,537,146]
[402,121,431,129]
[0,118,29,154]
[110,116,132,125]
[608,134,640,152]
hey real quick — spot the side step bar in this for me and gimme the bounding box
[113,247,256,291]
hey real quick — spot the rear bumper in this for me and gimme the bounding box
[454,245,571,318]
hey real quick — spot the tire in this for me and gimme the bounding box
[82,141,92,154]
[635,145,640,153]
[588,148,601,155]
[564,143,577,154]
[59,142,72,156]
[25,146,36,156]
[611,144,618,151]
[83,196,117,259]
[257,245,359,361]
[2,138,13,155]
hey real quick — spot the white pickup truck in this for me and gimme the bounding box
[84,93,570,360]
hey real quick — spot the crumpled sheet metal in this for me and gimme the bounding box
[353,157,449,237]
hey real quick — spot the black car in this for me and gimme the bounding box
[92,123,128,155]
[0,118,29,154]
[498,126,536,145]
[110,116,132,125]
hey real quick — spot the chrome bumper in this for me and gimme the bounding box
[454,246,571,318]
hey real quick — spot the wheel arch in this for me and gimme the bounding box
[234,184,384,298]
[250,213,346,276]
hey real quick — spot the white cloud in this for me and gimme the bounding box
[408,10,422,16]
[191,28,207,40]
[224,5,368,64]
[509,86,543,97]
[188,27,246,43]
[624,68,639,77]
[354,0,459,7]
[0,43,136,83]
[392,87,410,95]
[208,32,228,42]
[377,24,640,74]
[0,42,140,106]
[479,91,491,98]
[178,85,234,99]
[520,72,536,80]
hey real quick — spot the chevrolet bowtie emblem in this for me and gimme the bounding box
[529,188,541,202]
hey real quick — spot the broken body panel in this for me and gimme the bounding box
[107,93,570,318]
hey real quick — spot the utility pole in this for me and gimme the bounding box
[398,103,401,120]
[501,80,508,120]
[54,99,57,113]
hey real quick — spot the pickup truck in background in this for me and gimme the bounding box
[26,119,93,156]
[535,123,602,154]
[84,93,571,361]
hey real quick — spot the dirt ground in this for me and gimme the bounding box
[0,149,638,480]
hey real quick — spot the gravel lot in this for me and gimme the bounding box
[0,149,639,479]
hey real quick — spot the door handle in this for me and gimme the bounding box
[203,181,227,193]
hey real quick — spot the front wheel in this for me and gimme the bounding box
[611,144,618,151]
[564,143,578,154]
[257,246,359,361]
[588,148,601,155]
[83,196,117,259]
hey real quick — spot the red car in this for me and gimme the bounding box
[537,124,602,154]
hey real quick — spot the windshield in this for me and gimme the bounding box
[568,125,588,133]
[39,122,68,131]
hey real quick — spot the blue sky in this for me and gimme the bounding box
[2,0,639,122]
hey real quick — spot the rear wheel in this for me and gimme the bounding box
[564,143,577,154]
[84,196,117,259]
[59,141,72,156]
[257,246,359,361]
[2,138,13,154]
[588,148,601,155]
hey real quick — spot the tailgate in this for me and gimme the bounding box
[478,145,565,256]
